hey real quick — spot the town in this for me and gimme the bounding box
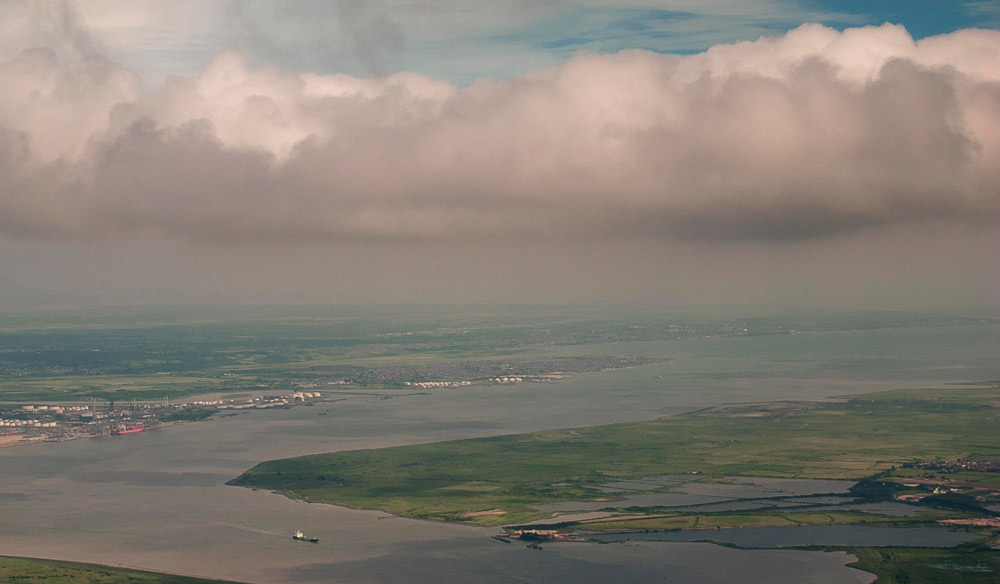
[0,391,323,447]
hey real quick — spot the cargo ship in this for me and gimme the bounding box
[292,530,318,543]
[111,422,145,435]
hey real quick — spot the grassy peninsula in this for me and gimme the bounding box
[229,385,1000,525]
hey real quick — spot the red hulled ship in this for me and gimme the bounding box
[111,422,145,435]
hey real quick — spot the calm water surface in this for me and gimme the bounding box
[1,325,996,583]
[588,525,976,547]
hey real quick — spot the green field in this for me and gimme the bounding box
[2,306,991,403]
[0,556,239,584]
[0,374,253,404]
[229,386,1000,525]
[846,547,1000,584]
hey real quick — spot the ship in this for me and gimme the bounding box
[111,422,145,435]
[292,529,318,543]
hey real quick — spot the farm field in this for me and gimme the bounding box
[2,306,988,405]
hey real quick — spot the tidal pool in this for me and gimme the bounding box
[676,478,856,498]
[533,476,859,513]
[588,525,977,548]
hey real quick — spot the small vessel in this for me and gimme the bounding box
[111,422,145,435]
[292,529,318,543]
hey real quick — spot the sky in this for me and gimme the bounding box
[0,1,998,312]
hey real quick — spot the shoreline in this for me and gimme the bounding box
[0,420,182,449]
[0,553,244,583]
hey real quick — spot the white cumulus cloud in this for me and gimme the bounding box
[0,23,998,243]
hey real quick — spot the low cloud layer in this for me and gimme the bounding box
[1,23,998,244]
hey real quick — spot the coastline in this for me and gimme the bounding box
[0,421,181,449]
[0,553,244,583]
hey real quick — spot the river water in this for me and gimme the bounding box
[1,324,996,583]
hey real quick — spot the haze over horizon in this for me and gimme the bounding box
[0,1,998,313]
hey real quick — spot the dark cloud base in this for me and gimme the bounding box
[0,24,998,247]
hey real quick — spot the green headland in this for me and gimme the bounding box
[229,385,1000,526]
[228,383,1000,582]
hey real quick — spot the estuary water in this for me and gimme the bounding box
[0,324,996,583]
